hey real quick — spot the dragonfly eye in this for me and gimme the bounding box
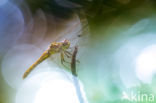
[62,40,70,49]
[63,40,69,45]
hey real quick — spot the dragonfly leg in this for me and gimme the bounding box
[61,52,70,65]
[65,51,80,63]
[61,52,65,65]
[65,51,72,56]
[64,51,72,58]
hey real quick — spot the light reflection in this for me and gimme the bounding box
[114,33,156,87]
[15,71,88,103]
[135,45,156,83]
[0,1,24,53]
[1,44,42,88]
[34,80,80,103]
[0,0,8,6]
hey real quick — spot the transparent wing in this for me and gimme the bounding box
[53,12,90,49]
[39,12,90,53]
[47,12,90,67]
[60,15,90,64]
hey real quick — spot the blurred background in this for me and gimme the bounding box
[1,0,156,103]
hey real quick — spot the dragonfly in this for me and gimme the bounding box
[23,13,89,79]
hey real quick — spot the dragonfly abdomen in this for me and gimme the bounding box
[23,40,70,79]
[23,50,50,79]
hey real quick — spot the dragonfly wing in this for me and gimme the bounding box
[42,12,90,67]
[54,12,90,48]
[42,12,90,50]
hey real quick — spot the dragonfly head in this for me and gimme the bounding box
[62,39,70,50]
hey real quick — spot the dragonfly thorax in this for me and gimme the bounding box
[48,39,70,54]
[61,39,70,51]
